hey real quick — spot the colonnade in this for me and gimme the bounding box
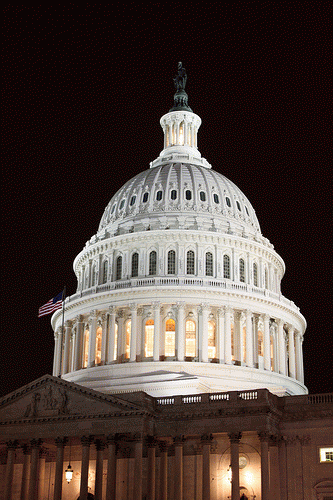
[53,303,304,385]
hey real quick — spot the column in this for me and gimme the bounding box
[20,445,31,500]
[100,314,108,365]
[54,328,62,377]
[263,314,271,371]
[159,442,168,500]
[63,320,72,374]
[217,308,225,363]
[259,433,270,500]
[87,310,97,367]
[253,316,259,368]
[95,440,105,500]
[147,438,156,500]
[174,437,184,500]
[245,310,254,367]
[117,311,125,362]
[288,326,296,379]
[53,437,67,500]
[176,302,185,361]
[80,436,92,500]
[153,302,160,362]
[234,311,242,363]
[278,437,287,500]
[37,448,47,500]
[107,306,116,363]
[74,315,84,371]
[134,437,143,500]
[201,435,212,500]
[225,307,232,365]
[4,440,18,500]
[295,332,303,382]
[136,308,143,361]
[201,304,209,363]
[130,304,137,362]
[106,437,117,500]
[277,319,286,376]
[228,433,241,500]
[52,332,59,376]
[28,439,41,500]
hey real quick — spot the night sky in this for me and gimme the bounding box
[2,4,332,397]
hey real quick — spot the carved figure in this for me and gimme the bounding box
[173,62,187,91]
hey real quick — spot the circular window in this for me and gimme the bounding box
[226,197,231,207]
[185,190,192,201]
[200,191,206,202]
[236,201,241,211]
[130,195,136,206]
[119,199,125,210]
[213,193,219,204]
[143,192,149,203]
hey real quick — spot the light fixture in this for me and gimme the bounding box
[227,465,232,483]
[65,440,74,483]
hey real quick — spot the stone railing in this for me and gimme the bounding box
[155,389,272,408]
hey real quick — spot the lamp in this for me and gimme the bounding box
[65,440,74,483]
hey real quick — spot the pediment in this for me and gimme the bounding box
[0,375,146,423]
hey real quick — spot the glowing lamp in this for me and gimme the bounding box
[65,463,73,483]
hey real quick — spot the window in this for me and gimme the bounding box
[226,197,231,207]
[245,206,249,216]
[320,448,333,462]
[116,256,122,280]
[119,199,125,210]
[258,330,264,357]
[185,320,196,357]
[95,326,102,365]
[145,319,154,357]
[213,193,219,204]
[223,255,230,279]
[239,259,245,283]
[185,190,192,200]
[265,268,268,289]
[165,318,175,356]
[187,250,195,275]
[206,252,213,276]
[143,192,149,203]
[131,253,139,277]
[236,201,241,211]
[208,321,216,359]
[171,189,177,200]
[102,261,108,284]
[168,250,176,274]
[156,190,163,201]
[253,263,258,287]
[130,195,136,206]
[92,265,97,286]
[83,328,89,368]
[114,323,118,361]
[111,204,116,214]
[200,191,206,202]
[125,320,131,359]
[149,251,157,275]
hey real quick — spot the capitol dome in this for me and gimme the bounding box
[52,64,307,397]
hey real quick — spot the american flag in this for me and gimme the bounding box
[38,291,63,317]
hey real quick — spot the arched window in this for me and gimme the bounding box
[226,197,231,207]
[253,263,258,287]
[186,250,195,275]
[143,192,149,203]
[130,195,136,206]
[185,320,196,357]
[200,191,206,202]
[125,320,131,359]
[95,326,102,365]
[144,319,154,357]
[206,252,213,276]
[165,318,175,357]
[236,201,241,211]
[208,321,216,359]
[156,190,163,201]
[131,253,139,277]
[92,265,97,286]
[239,259,245,283]
[102,260,108,284]
[264,268,268,289]
[185,190,192,200]
[119,199,125,210]
[231,323,235,360]
[213,193,219,204]
[258,330,264,357]
[83,328,89,368]
[170,190,177,200]
[149,251,157,276]
[116,256,122,281]
[168,250,176,274]
[223,255,230,279]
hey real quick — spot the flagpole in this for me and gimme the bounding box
[58,286,66,378]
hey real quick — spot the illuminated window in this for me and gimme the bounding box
[149,251,157,275]
[114,323,118,361]
[131,253,139,277]
[239,259,245,283]
[119,199,125,210]
[185,190,192,201]
[187,250,195,275]
[231,323,235,360]
[179,122,184,145]
[116,256,122,280]
[83,329,89,368]
[143,192,149,203]
[102,261,108,284]
[223,255,230,279]
[258,330,264,357]
[270,336,274,371]
[206,252,213,276]
[208,321,216,359]
[168,250,176,274]
[125,320,131,359]
[200,191,206,202]
[213,193,219,204]
[171,190,177,200]
[320,448,333,462]
[166,125,169,147]
[145,319,154,357]
[130,195,136,206]
[156,190,163,201]
[95,326,102,365]
[253,263,258,287]
[165,318,175,356]
[226,197,231,207]
[242,326,246,363]
[185,320,196,357]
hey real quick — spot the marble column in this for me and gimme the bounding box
[228,433,241,500]
[4,440,18,500]
[201,304,209,363]
[288,326,296,379]
[54,328,62,377]
[28,439,42,500]
[159,442,168,500]
[201,435,212,500]
[53,437,67,500]
[107,306,116,363]
[87,310,97,368]
[225,307,233,364]
[95,440,105,500]
[20,445,31,500]
[263,314,271,371]
[234,312,242,363]
[277,319,286,376]
[278,437,288,500]
[74,315,84,371]
[117,311,125,362]
[63,320,72,374]
[134,438,143,500]
[106,437,117,500]
[37,448,47,500]
[80,436,92,500]
[176,302,185,361]
[130,304,137,362]
[295,332,303,382]
[100,314,108,365]
[136,308,143,361]
[174,437,184,500]
[153,302,160,362]
[217,308,225,363]
[245,310,254,367]
[259,432,270,500]
[52,331,59,376]
[147,438,156,500]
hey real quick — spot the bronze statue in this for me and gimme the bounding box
[173,62,187,91]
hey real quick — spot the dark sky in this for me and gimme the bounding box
[2,4,332,397]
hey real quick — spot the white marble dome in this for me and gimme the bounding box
[52,68,307,398]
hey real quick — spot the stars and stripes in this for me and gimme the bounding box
[38,291,64,317]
